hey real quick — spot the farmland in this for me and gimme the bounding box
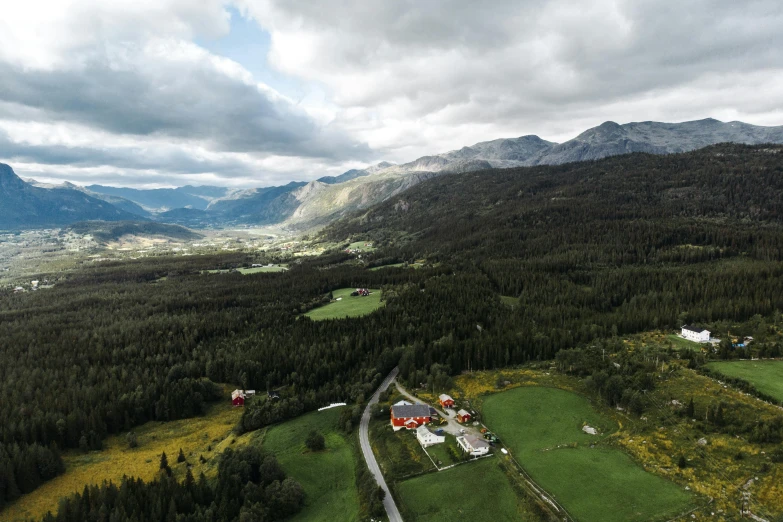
[258,407,361,522]
[482,387,695,522]
[705,360,783,402]
[304,287,384,321]
[396,458,530,521]
[2,399,243,522]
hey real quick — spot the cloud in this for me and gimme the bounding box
[2,0,783,187]
[244,0,783,155]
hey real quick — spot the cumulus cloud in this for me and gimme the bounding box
[244,0,783,154]
[1,0,783,186]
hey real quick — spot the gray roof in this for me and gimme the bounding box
[464,435,490,449]
[457,409,470,416]
[391,404,431,418]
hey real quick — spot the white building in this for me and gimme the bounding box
[681,325,710,343]
[416,425,445,447]
[457,435,490,456]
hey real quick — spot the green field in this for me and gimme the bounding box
[262,408,360,522]
[500,295,519,308]
[347,241,375,252]
[397,458,529,521]
[482,387,694,522]
[665,333,704,350]
[304,287,384,321]
[705,360,783,402]
[237,265,288,274]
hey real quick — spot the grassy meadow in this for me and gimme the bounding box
[2,400,243,522]
[705,360,783,402]
[482,387,695,522]
[304,287,384,321]
[397,458,530,521]
[258,407,360,522]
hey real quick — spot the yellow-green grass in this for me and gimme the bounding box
[237,265,288,274]
[397,458,531,521]
[499,295,518,308]
[2,401,242,522]
[347,241,375,251]
[482,387,694,522]
[259,407,360,522]
[665,333,704,350]
[705,360,783,402]
[304,287,384,321]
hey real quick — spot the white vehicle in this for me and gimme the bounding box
[501,448,508,455]
[460,428,466,434]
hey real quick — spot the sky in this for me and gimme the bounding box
[1,0,782,188]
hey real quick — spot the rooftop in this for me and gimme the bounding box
[391,403,431,418]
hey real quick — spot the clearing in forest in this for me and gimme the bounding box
[705,360,783,402]
[482,387,695,522]
[259,407,360,522]
[2,401,243,522]
[304,287,384,321]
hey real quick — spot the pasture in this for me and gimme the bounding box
[304,287,384,321]
[482,387,694,522]
[396,458,528,521]
[2,400,242,522]
[260,407,360,522]
[705,360,783,402]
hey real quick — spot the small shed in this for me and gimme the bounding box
[439,394,455,408]
[457,409,472,423]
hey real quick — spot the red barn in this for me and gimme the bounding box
[231,389,245,407]
[439,394,455,409]
[457,409,472,423]
[390,404,431,430]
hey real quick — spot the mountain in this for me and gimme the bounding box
[317,162,395,184]
[66,221,202,243]
[27,180,151,218]
[526,118,783,165]
[0,163,141,229]
[86,185,232,211]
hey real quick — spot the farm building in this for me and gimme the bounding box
[390,403,431,431]
[350,288,371,297]
[681,325,710,343]
[416,425,445,447]
[231,389,255,406]
[457,434,490,456]
[457,409,472,423]
[394,400,413,406]
[439,394,455,408]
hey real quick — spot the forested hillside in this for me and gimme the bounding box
[2,144,783,512]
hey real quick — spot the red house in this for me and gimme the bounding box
[232,389,255,407]
[439,394,455,409]
[457,409,472,423]
[390,404,431,431]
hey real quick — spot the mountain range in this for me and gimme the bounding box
[2,118,783,230]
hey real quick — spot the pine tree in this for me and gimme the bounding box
[177,448,186,463]
[686,397,695,418]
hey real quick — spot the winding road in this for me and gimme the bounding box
[360,367,403,522]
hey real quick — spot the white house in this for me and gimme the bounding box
[681,325,710,343]
[456,435,490,456]
[416,425,445,447]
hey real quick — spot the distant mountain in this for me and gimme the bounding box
[66,220,202,243]
[27,180,152,218]
[86,185,232,211]
[317,162,395,184]
[0,163,141,229]
[526,118,783,165]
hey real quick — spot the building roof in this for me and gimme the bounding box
[391,404,431,419]
[682,325,709,333]
[416,425,434,436]
[231,390,244,400]
[439,393,453,402]
[457,409,471,417]
[463,435,490,449]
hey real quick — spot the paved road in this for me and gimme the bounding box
[360,367,403,522]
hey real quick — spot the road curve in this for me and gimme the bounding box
[360,367,403,522]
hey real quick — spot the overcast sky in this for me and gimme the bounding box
[1,0,782,188]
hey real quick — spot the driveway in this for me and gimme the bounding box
[392,381,481,438]
[360,368,403,522]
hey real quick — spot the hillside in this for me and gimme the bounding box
[0,164,141,229]
[66,221,203,243]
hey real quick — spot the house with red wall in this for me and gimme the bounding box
[457,409,472,423]
[439,394,455,408]
[390,404,431,431]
